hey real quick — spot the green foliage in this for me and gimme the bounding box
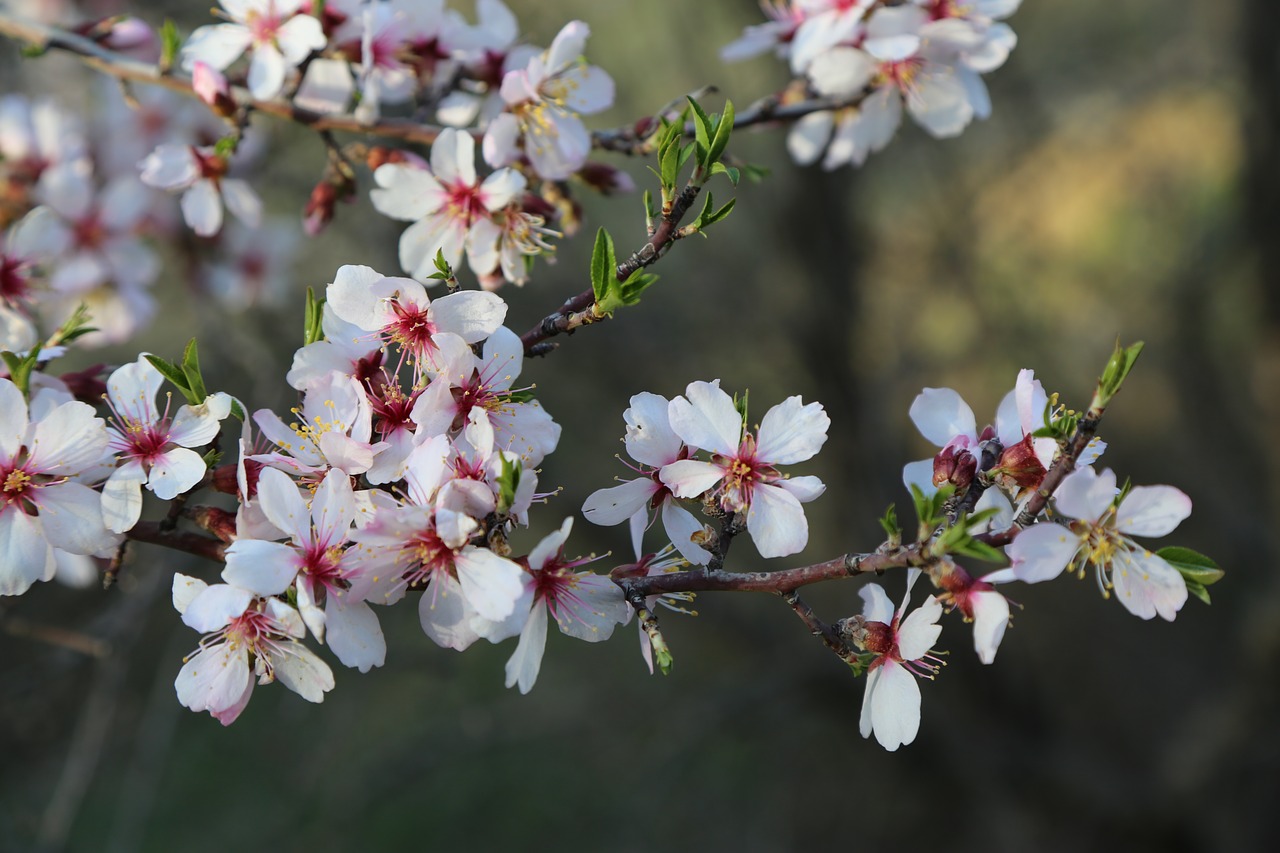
[733,388,749,431]
[878,504,901,545]
[145,339,211,407]
[303,287,325,346]
[426,248,455,283]
[590,227,659,316]
[1096,339,1144,407]
[159,20,181,72]
[495,454,521,514]
[1158,546,1223,605]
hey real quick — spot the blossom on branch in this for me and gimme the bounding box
[181,0,328,101]
[139,144,263,238]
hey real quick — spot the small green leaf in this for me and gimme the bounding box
[1184,579,1211,605]
[159,20,180,72]
[878,504,900,541]
[1097,339,1145,405]
[703,197,735,228]
[710,161,740,186]
[1157,546,1224,586]
[741,162,770,183]
[213,135,237,158]
[733,389,749,431]
[0,351,35,397]
[707,99,735,165]
[949,537,1006,563]
[659,133,681,189]
[428,248,454,281]
[229,399,246,422]
[303,287,326,346]
[201,448,223,468]
[589,227,617,303]
[686,96,713,165]
[495,453,521,514]
[144,355,191,397]
[181,338,207,403]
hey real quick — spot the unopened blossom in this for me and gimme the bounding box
[583,392,712,566]
[410,326,561,466]
[224,467,386,671]
[192,61,236,116]
[857,573,944,751]
[173,572,334,725]
[483,21,614,180]
[139,144,263,237]
[504,518,630,694]
[0,377,115,596]
[370,128,528,281]
[1007,467,1191,621]
[659,380,829,559]
[181,0,328,101]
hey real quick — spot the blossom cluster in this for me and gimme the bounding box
[723,0,1022,169]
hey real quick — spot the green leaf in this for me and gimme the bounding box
[589,227,617,304]
[703,197,735,228]
[733,389,749,432]
[741,162,770,183]
[159,20,180,71]
[201,448,223,468]
[949,537,1006,563]
[878,504,900,541]
[707,98,735,165]
[710,161,740,186]
[910,483,954,532]
[181,338,207,403]
[659,132,681,189]
[1097,339,1145,405]
[213,135,237,158]
[495,453,521,514]
[1156,546,1224,586]
[686,96,713,165]
[847,651,877,678]
[1184,579,1211,605]
[229,399,246,422]
[428,248,454,281]
[303,287,325,346]
[144,355,191,397]
[0,351,35,397]
[613,270,658,310]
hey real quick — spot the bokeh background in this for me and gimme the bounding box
[3,0,1278,850]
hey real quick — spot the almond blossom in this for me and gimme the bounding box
[223,466,386,671]
[582,391,712,566]
[1006,467,1192,621]
[0,378,115,596]
[659,380,829,559]
[252,370,386,477]
[482,21,614,180]
[932,558,1014,664]
[173,572,334,725]
[504,518,630,694]
[138,144,263,237]
[100,355,232,533]
[857,573,944,752]
[181,0,328,101]
[370,127,527,281]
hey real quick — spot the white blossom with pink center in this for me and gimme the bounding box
[583,392,712,567]
[659,380,829,559]
[788,0,875,73]
[858,572,944,751]
[1006,467,1192,621]
[0,94,88,184]
[0,377,115,596]
[349,435,527,651]
[139,143,263,237]
[504,518,630,694]
[172,572,334,726]
[410,326,561,466]
[100,355,232,533]
[181,0,328,101]
[286,302,383,392]
[482,21,614,181]
[251,370,386,477]
[933,557,1016,664]
[370,128,527,282]
[222,467,386,672]
[325,263,508,377]
[434,0,537,129]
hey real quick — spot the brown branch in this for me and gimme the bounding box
[780,590,858,665]
[125,521,227,563]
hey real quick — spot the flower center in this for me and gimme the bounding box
[3,467,32,495]
[246,10,282,45]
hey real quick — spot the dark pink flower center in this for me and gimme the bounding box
[0,255,30,301]
[445,181,488,224]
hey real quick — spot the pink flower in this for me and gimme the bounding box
[181,0,328,101]
[659,380,828,559]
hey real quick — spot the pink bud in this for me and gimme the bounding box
[192,62,234,115]
[98,17,160,62]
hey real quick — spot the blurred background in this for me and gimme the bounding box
[2,0,1277,850]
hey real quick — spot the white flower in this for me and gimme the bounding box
[252,370,385,476]
[0,377,115,596]
[181,0,328,101]
[172,572,334,725]
[503,518,630,694]
[482,21,614,180]
[659,381,829,559]
[370,128,527,281]
[583,392,712,566]
[139,144,262,237]
[1006,467,1192,621]
[857,573,944,751]
[100,355,230,533]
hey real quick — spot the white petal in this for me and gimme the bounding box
[271,643,335,702]
[276,13,326,64]
[1054,467,1117,523]
[311,469,357,547]
[419,574,484,651]
[454,546,525,622]
[1006,522,1078,584]
[775,475,825,504]
[247,43,287,100]
[101,464,146,534]
[180,23,253,72]
[182,583,253,632]
[909,387,976,447]
[1116,486,1192,538]
[787,111,834,167]
[660,499,712,566]
[0,509,52,596]
[756,396,830,465]
[658,459,724,500]
[146,447,208,500]
[868,661,921,751]
[504,601,548,694]
[1110,549,1188,622]
[746,482,808,559]
[181,180,223,236]
[808,47,876,99]
[896,595,943,660]
[582,477,656,526]
[371,164,445,221]
[859,582,894,624]
[256,465,310,543]
[220,179,262,227]
[175,643,250,715]
[429,290,508,343]
[172,573,209,616]
[624,392,682,467]
[36,482,112,556]
[223,539,299,596]
[970,590,1010,664]
[325,596,386,672]
[667,380,741,456]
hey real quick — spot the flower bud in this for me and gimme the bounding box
[577,161,637,195]
[933,445,976,491]
[995,434,1047,493]
[303,181,338,236]
[100,17,160,62]
[192,62,236,118]
[58,363,107,403]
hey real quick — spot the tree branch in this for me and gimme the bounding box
[125,521,227,563]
